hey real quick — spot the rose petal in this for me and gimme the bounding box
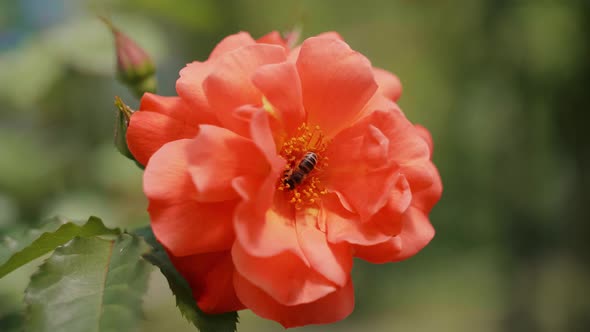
[187,125,269,202]
[170,251,245,313]
[414,124,434,158]
[138,93,192,120]
[232,177,305,259]
[252,62,305,137]
[127,94,200,165]
[144,139,236,256]
[149,200,236,256]
[373,67,402,101]
[209,31,257,60]
[143,139,195,203]
[175,33,271,125]
[371,173,412,235]
[203,44,286,136]
[358,93,400,120]
[391,207,435,261]
[315,31,344,41]
[176,62,219,125]
[400,162,435,193]
[256,31,287,48]
[296,37,378,138]
[353,237,402,264]
[234,272,354,328]
[410,162,442,214]
[325,111,400,221]
[295,209,352,287]
[364,109,434,192]
[354,207,434,263]
[231,111,297,258]
[287,32,343,63]
[324,193,392,246]
[232,242,337,306]
[248,110,284,167]
[381,110,431,163]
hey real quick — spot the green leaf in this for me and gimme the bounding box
[0,312,25,332]
[24,234,152,332]
[135,226,239,332]
[0,217,67,264]
[0,216,119,279]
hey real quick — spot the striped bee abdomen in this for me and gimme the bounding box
[283,152,318,190]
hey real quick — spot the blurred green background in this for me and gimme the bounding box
[1,0,589,331]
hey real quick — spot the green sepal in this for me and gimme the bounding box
[113,96,144,169]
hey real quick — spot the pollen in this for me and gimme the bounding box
[277,123,330,209]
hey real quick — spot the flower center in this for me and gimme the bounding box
[277,123,329,209]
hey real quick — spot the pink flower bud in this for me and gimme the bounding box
[102,17,156,98]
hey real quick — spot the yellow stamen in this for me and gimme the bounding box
[277,123,330,209]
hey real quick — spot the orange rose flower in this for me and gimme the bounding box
[127,31,442,328]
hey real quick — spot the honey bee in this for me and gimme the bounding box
[283,152,318,190]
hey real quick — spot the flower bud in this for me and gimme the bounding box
[113,96,136,161]
[102,17,156,98]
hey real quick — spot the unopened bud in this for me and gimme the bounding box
[113,96,136,161]
[101,17,156,98]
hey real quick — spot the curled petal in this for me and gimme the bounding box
[127,94,200,165]
[232,242,337,306]
[232,116,351,302]
[287,32,343,63]
[359,93,400,119]
[233,177,304,259]
[187,125,269,202]
[234,272,354,328]
[203,44,286,136]
[391,207,435,261]
[256,31,288,49]
[252,62,305,137]
[296,209,353,287]
[373,67,402,102]
[177,32,258,117]
[410,162,442,214]
[170,251,245,313]
[325,110,400,221]
[414,124,434,158]
[354,207,434,263]
[324,173,410,246]
[220,104,264,143]
[400,162,436,193]
[176,61,219,125]
[362,109,434,192]
[144,139,236,256]
[296,37,377,138]
[249,110,284,166]
[380,110,431,164]
[324,193,391,246]
[232,112,295,258]
[371,173,412,235]
[315,31,344,41]
[209,31,257,60]
[353,237,402,264]
[138,92,191,120]
[143,139,195,204]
